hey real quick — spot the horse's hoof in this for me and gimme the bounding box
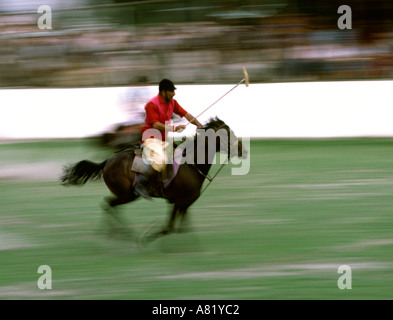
[139,233,154,247]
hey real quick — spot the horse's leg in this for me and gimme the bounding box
[177,206,192,233]
[164,204,179,234]
[101,194,138,239]
[142,204,178,245]
[97,151,139,240]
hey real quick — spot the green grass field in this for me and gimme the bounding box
[1,138,393,300]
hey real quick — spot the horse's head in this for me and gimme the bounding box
[203,117,248,160]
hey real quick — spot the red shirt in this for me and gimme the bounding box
[142,94,188,141]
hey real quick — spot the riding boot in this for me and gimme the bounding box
[134,166,156,200]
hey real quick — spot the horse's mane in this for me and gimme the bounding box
[184,117,227,143]
[203,117,226,131]
[177,117,229,159]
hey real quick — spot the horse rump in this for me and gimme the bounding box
[61,160,107,186]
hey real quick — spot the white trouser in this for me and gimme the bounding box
[142,138,172,172]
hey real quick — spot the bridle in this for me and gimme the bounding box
[191,124,240,194]
[191,157,229,194]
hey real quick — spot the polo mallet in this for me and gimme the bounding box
[181,67,249,130]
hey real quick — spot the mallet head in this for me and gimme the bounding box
[242,67,249,87]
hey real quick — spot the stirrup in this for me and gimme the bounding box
[134,185,152,200]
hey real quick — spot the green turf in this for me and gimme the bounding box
[1,138,393,299]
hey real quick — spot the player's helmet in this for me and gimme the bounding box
[159,79,176,92]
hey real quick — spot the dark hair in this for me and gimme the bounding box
[159,79,176,92]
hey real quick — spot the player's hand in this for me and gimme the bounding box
[175,125,186,132]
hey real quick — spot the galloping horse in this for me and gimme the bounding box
[61,117,248,243]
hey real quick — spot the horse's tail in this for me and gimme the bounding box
[61,159,107,186]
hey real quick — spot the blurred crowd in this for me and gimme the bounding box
[0,0,392,88]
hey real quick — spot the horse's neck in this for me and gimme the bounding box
[193,137,215,178]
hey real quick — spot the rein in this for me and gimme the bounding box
[192,122,236,194]
[196,156,229,194]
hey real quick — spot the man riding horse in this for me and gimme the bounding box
[134,79,203,199]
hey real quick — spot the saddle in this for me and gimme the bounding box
[131,148,181,198]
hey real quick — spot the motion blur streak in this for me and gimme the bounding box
[0,0,392,88]
[1,139,393,299]
[1,0,393,301]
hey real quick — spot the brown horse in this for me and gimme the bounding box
[61,117,248,243]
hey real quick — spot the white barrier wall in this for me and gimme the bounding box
[0,80,392,139]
